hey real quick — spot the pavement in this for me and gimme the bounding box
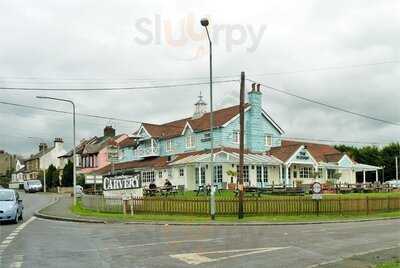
[0,193,399,267]
[36,196,105,223]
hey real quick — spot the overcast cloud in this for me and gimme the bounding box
[0,0,399,155]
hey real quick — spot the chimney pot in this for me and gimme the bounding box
[256,84,261,92]
[251,83,256,91]
[104,126,116,137]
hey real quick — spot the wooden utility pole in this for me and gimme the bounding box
[238,71,245,219]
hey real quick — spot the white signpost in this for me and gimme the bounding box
[311,182,323,215]
[311,182,323,200]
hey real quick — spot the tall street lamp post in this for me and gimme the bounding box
[36,96,77,206]
[200,17,216,220]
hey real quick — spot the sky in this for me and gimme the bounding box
[0,0,399,156]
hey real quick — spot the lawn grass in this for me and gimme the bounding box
[375,260,400,268]
[71,201,400,223]
[162,190,400,200]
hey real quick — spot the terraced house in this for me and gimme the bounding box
[96,85,381,190]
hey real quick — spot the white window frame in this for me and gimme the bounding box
[165,140,173,152]
[213,165,223,183]
[233,130,240,144]
[265,135,272,147]
[237,165,249,182]
[142,171,155,183]
[299,167,313,179]
[186,134,195,148]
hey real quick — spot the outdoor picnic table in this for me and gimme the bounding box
[160,186,178,197]
[143,187,160,196]
[234,187,270,197]
[195,185,223,196]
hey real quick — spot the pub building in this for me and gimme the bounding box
[94,84,381,191]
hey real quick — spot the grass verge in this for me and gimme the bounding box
[71,201,400,223]
[375,260,400,268]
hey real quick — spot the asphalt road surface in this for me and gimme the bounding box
[0,193,399,267]
[0,191,55,241]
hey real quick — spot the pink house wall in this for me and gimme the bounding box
[80,134,129,174]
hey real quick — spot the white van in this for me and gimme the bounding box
[24,180,43,193]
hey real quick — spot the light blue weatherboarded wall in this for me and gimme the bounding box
[119,89,283,162]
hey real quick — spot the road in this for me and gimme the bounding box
[0,191,55,241]
[0,193,399,267]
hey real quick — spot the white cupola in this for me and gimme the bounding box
[192,92,207,119]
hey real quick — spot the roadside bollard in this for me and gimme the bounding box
[130,197,134,216]
[122,199,127,215]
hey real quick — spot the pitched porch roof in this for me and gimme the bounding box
[169,149,282,166]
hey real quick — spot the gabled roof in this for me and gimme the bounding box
[26,146,55,161]
[80,134,127,155]
[137,104,258,139]
[270,140,346,163]
[118,137,137,149]
[95,147,256,175]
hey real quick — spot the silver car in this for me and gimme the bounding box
[0,189,24,224]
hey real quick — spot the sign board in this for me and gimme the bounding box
[108,145,119,163]
[311,182,322,194]
[296,150,310,160]
[85,175,103,185]
[103,173,141,191]
[311,182,323,200]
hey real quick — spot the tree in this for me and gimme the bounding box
[46,164,59,189]
[77,174,85,187]
[335,143,400,182]
[226,170,238,184]
[61,161,73,187]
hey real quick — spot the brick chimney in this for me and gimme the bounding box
[104,126,116,137]
[247,83,263,152]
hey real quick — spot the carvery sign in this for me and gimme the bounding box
[103,174,141,191]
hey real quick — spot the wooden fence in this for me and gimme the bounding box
[81,195,400,216]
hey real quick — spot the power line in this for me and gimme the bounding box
[247,60,400,77]
[1,59,398,83]
[0,100,141,124]
[0,79,238,91]
[249,79,400,127]
[2,100,396,148]
[0,100,188,131]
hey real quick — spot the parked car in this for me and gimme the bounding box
[0,189,23,224]
[24,180,43,193]
[384,180,400,188]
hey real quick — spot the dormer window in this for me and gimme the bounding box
[165,140,173,152]
[186,134,195,148]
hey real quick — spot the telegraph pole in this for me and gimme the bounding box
[396,156,399,184]
[238,71,245,219]
[43,168,46,193]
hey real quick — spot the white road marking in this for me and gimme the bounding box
[0,216,36,265]
[80,238,223,252]
[10,262,23,268]
[170,247,289,265]
[10,255,24,268]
